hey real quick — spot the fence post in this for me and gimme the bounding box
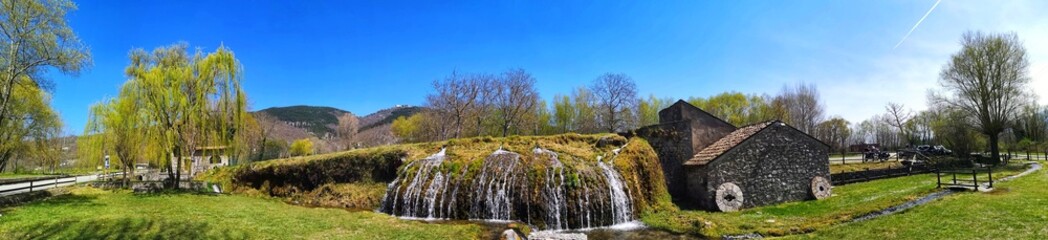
[988,168,993,188]
[29,180,33,192]
[972,169,978,189]
[936,169,941,188]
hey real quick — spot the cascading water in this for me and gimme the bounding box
[380,148,447,219]
[599,152,634,224]
[379,146,638,230]
[537,148,568,230]
[470,149,524,221]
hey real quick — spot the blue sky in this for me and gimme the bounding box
[48,0,1048,134]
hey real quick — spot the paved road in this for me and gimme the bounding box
[0,174,102,197]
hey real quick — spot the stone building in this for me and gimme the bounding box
[638,100,831,211]
[170,146,230,177]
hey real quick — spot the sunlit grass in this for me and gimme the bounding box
[0,187,486,240]
[793,161,1047,239]
[641,162,1031,238]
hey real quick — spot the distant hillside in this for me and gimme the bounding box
[358,106,424,132]
[251,105,423,152]
[256,105,352,139]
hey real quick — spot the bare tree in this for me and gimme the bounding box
[336,113,359,150]
[426,72,486,139]
[816,117,851,152]
[773,83,825,134]
[493,68,539,137]
[936,31,1031,162]
[590,73,638,132]
[253,113,280,161]
[883,102,912,145]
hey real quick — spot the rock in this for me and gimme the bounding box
[500,229,522,240]
[715,182,744,212]
[528,231,588,240]
[810,176,832,199]
[722,233,763,239]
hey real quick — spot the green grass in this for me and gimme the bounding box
[828,161,904,174]
[827,154,861,159]
[0,187,487,240]
[793,161,1047,239]
[640,162,1031,238]
[0,174,48,180]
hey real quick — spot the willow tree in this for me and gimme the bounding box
[83,81,150,185]
[123,43,247,188]
[937,32,1031,163]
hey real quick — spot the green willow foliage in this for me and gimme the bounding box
[83,43,248,188]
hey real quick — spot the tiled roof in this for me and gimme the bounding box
[684,121,774,166]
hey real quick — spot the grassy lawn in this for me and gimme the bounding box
[827,154,861,159]
[0,187,487,240]
[641,162,1031,238]
[0,174,48,180]
[794,161,1047,239]
[828,161,904,173]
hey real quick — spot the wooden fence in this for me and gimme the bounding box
[0,176,78,196]
[831,164,932,185]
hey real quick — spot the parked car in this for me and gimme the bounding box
[864,150,890,161]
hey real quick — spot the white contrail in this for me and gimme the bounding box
[893,0,942,50]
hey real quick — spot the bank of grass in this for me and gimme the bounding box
[795,161,1046,239]
[0,173,47,180]
[828,161,904,173]
[0,187,486,240]
[641,162,1031,238]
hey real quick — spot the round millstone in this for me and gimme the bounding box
[715,182,744,212]
[811,176,832,200]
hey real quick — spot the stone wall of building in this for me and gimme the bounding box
[688,123,830,209]
[636,122,692,200]
[642,100,738,202]
[658,100,736,152]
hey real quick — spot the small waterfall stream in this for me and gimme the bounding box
[379,146,638,230]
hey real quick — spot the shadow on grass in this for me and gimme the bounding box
[17,218,243,240]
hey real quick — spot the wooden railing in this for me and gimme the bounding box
[936,168,993,190]
[0,176,77,196]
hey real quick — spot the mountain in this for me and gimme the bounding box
[252,105,424,153]
[358,105,424,132]
[256,105,351,139]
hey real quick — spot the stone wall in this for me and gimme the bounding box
[658,100,736,152]
[689,123,830,209]
[642,100,738,202]
[636,122,692,200]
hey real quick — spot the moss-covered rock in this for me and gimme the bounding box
[197,133,673,230]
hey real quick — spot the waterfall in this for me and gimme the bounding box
[379,146,638,230]
[537,148,567,230]
[470,149,523,221]
[380,148,446,219]
[599,159,634,224]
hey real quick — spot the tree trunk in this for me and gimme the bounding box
[172,148,182,189]
[988,134,1000,166]
[123,164,130,187]
[0,151,10,172]
[129,166,136,188]
[165,160,174,186]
